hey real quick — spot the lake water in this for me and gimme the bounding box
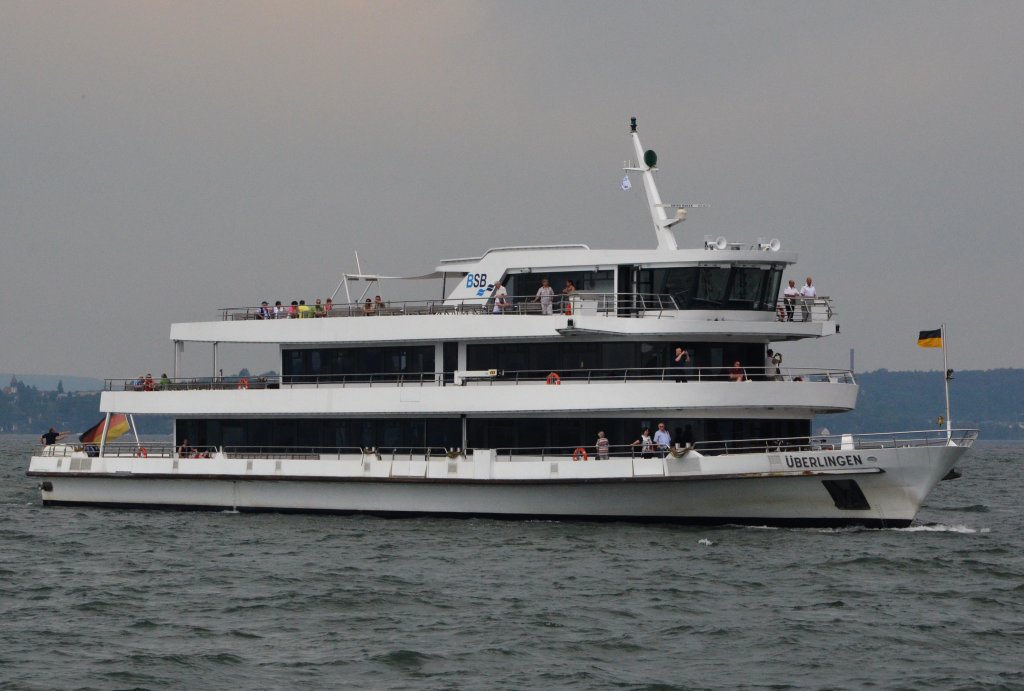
[2,436,1022,689]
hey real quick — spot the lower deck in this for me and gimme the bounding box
[29,431,975,528]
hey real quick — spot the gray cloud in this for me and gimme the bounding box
[1,1,1021,380]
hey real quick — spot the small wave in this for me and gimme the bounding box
[935,504,991,513]
[373,649,437,671]
[697,538,714,546]
[897,524,988,534]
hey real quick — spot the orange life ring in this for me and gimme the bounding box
[572,447,588,462]
[546,372,561,385]
[135,446,148,458]
[238,377,249,390]
[564,302,573,315]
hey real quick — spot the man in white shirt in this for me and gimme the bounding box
[534,278,555,314]
[654,422,672,458]
[799,276,817,322]
[492,281,509,314]
[783,279,799,321]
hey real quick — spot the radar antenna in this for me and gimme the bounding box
[624,117,706,250]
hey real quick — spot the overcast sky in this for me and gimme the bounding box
[2,1,1021,382]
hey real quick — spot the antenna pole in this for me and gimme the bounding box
[627,117,679,250]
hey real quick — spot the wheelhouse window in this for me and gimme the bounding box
[640,264,784,311]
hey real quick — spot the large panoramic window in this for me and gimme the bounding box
[282,345,434,383]
[175,416,811,455]
[467,341,765,375]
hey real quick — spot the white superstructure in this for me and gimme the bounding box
[28,119,974,527]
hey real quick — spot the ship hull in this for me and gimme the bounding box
[28,443,968,528]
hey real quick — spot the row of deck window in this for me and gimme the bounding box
[175,417,812,455]
[281,342,771,381]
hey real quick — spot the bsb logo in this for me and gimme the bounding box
[465,273,492,296]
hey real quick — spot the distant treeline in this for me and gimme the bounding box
[0,371,268,436]
[821,368,1024,439]
[3,369,1022,440]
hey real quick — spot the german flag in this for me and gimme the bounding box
[79,413,130,444]
[917,329,943,348]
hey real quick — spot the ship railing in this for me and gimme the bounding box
[774,296,835,323]
[79,430,978,464]
[103,366,856,391]
[217,292,682,320]
[467,366,855,385]
[98,443,178,458]
[105,375,280,391]
[665,429,979,456]
[216,446,461,461]
[495,429,978,462]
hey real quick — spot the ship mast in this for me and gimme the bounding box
[625,117,683,250]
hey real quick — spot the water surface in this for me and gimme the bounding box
[2,437,1021,689]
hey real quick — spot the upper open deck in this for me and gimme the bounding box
[218,292,834,323]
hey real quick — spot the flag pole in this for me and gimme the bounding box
[942,323,952,442]
[98,412,111,457]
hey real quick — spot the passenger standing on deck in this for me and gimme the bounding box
[40,427,68,446]
[729,361,746,382]
[673,346,691,382]
[274,300,286,318]
[799,276,816,322]
[259,301,273,319]
[654,422,672,458]
[766,349,783,381]
[534,278,555,315]
[323,298,333,316]
[362,298,375,316]
[561,279,576,314]
[596,431,610,460]
[783,280,799,321]
[492,282,509,314]
[631,428,654,459]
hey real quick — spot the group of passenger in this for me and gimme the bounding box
[132,373,171,391]
[175,439,212,458]
[258,298,335,319]
[781,276,817,322]
[491,278,577,315]
[670,346,786,383]
[361,295,387,315]
[585,422,698,460]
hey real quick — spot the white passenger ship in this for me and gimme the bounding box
[28,119,975,527]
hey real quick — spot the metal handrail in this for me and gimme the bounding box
[104,366,856,391]
[218,293,691,321]
[774,296,835,322]
[52,430,976,462]
[496,429,978,461]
